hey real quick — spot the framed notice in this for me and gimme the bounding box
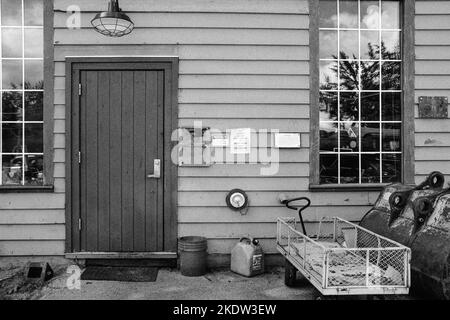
[230,128,251,154]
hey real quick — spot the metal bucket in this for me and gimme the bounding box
[409,194,450,299]
[178,236,207,277]
[360,172,445,245]
[360,172,450,299]
[360,183,417,244]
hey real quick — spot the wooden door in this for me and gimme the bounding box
[78,69,165,252]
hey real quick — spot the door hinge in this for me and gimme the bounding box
[78,83,82,96]
[78,151,82,164]
[78,218,82,231]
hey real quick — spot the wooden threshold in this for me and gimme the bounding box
[65,252,177,260]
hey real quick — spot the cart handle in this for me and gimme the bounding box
[281,197,311,211]
[279,195,311,236]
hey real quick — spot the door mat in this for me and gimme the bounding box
[81,266,158,282]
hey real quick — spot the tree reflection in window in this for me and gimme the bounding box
[0,0,44,186]
[319,0,402,185]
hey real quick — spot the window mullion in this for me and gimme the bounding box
[379,0,383,183]
[22,0,25,186]
[337,0,341,184]
[358,0,362,184]
[0,4,2,186]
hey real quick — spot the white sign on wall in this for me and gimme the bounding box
[274,133,301,148]
[230,128,251,154]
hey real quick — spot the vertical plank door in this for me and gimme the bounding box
[79,70,164,252]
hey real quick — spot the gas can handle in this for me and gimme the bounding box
[239,237,253,243]
[239,237,260,246]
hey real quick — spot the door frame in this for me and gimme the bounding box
[64,57,179,257]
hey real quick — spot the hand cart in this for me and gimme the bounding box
[277,196,411,296]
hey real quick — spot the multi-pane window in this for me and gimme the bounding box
[0,0,43,186]
[318,0,402,184]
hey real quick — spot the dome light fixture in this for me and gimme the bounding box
[91,0,134,37]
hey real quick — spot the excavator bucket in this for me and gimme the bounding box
[409,194,450,299]
[360,172,450,299]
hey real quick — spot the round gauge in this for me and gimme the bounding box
[226,189,249,211]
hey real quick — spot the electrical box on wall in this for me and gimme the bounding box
[177,127,211,167]
[418,96,448,119]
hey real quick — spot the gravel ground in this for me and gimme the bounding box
[37,267,320,300]
[0,266,416,300]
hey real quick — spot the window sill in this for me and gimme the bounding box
[0,185,54,193]
[309,183,389,192]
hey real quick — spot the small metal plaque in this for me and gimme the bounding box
[418,96,448,119]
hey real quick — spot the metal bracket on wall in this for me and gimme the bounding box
[178,127,212,167]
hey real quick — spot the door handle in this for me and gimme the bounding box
[147,159,161,179]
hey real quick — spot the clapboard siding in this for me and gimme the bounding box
[0,225,65,241]
[416,31,450,45]
[415,133,450,147]
[54,12,309,29]
[6,0,448,258]
[50,0,315,257]
[178,89,309,104]
[0,210,65,225]
[179,223,286,239]
[0,194,65,210]
[415,61,450,75]
[178,207,370,224]
[55,73,307,91]
[179,105,311,119]
[0,0,381,257]
[179,177,311,191]
[416,46,450,60]
[179,61,310,75]
[414,1,450,186]
[0,241,64,256]
[54,45,309,61]
[178,119,310,131]
[54,87,310,105]
[55,28,309,45]
[415,147,450,161]
[54,0,309,13]
[179,164,310,177]
[416,15,450,30]
[415,1,450,14]
[178,75,310,89]
[416,161,450,175]
[415,76,450,89]
[56,60,311,76]
[178,191,379,207]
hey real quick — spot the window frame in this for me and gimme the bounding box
[309,0,415,192]
[0,0,54,192]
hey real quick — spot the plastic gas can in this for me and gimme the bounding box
[230,237,264,277]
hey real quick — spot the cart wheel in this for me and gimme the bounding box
[284,259,297,287]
